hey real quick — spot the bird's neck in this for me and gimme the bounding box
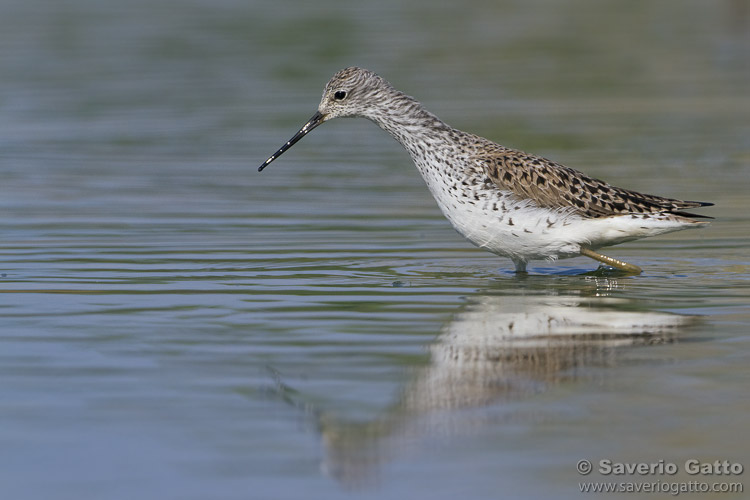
[365,92,457,158]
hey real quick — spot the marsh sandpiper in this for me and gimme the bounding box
[259,67,712,274]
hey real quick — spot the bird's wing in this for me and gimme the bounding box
[472,148,712,219]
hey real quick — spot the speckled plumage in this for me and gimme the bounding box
[259,67,712,273]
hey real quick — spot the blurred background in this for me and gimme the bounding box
[1,1,748,499]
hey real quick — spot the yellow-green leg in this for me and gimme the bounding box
[580,248,642,275]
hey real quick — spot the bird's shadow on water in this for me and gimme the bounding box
[257,275,703,489]
[516,263,638,278]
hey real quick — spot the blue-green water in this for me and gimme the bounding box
[1,1,749,499]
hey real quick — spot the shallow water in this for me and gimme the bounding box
[1,0,749,499]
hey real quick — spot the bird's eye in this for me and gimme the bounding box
[333,90,347,100]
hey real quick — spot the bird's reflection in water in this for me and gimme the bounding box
[274,277,698,487]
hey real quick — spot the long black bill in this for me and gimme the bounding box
[258,111,325,172]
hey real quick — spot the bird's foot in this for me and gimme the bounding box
[580,248,642,275]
